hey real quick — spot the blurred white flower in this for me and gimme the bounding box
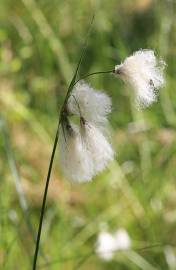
[164,246,176,269]
[96,231,118,261]
[67,80,112,125]
[59,121,94,182]
[114,228,131,250]
[114,49,166,108]
[96,228,131,261]
[81,120,114,175]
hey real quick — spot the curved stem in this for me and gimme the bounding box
[32,19,95,269]
[73,69,114,86]
[32,17,101,270]
[32,124,60,270]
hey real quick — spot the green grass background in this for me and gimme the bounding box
[0,0,176,269]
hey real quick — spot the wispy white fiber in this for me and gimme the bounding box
[58,123,94,182]
[67,80,112,125]
[81,121,114,175]
[115,49,166,108]
[96,228,131,261]
[59,119,114,182]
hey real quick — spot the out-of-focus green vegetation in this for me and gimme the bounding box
[0,0,176,269]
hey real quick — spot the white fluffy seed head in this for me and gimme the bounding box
[58,119,114,182]
[81,121,114,175]
[58,122,94,182]
[59,81,114,182]
[67,81,112,124]
[115,49,166,108]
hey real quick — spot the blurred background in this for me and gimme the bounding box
[0,0,176,269]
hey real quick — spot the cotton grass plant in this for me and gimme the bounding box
[32,26,166,270]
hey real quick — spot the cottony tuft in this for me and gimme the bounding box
[114,49,166,108]
[67,80,112,125]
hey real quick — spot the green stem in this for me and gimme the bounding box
[32,124,60,270]
[32,17,96,270]
[73,69,114,86]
